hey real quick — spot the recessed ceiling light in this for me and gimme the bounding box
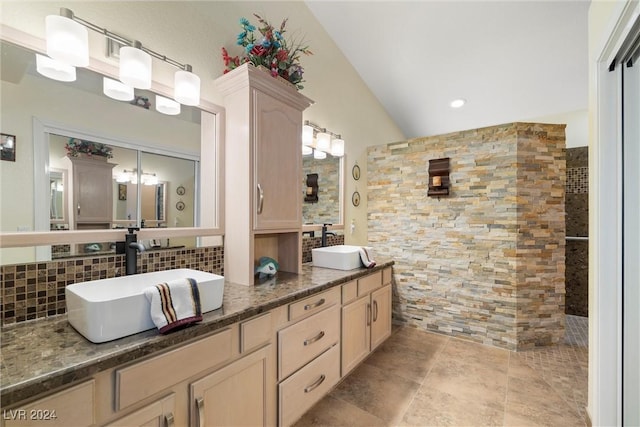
[450,98,466,108]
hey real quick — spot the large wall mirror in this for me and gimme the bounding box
[0,38,223,265]
[302,154,344,229]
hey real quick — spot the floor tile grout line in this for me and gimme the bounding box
[503,351,511,426]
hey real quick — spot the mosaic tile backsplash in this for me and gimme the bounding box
[0,246,223,325]
[302,234,345,263]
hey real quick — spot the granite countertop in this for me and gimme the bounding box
[0,261,393,407]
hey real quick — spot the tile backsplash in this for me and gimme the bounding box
[0,246,223,326]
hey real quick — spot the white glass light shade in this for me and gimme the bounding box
[115,171,130,183]
[313,149,327,160]
[119,46,152,89]
[36,54,76,82]
[316,132,331,152]
[174,70,201,106]
[156,95,181,115]
[142,174,158,186]
[302,125,314,146]
[330,138,345,157]
[302,145,313,156]
[45,15,89,67]
[103,77,134,101]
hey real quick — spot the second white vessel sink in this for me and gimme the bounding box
[66,269,224,343]
[312,245,365,270]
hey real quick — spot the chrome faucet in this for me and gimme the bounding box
[125,227,145,275]
[321,223,336,247]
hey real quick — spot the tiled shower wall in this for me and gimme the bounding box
[0,246,223,325]
[368,122,566,350]
[565,147,588,317]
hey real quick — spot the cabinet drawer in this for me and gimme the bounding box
[383,267,392,285]
[279,304,340,380]
[105,393,175,427]
[116,328,232,411]
[341,280,358,305]
[357,271,382,297]
[288,287,340,322]
[240,312,272,353]
[279,344,340,427]
[4,380,95,427]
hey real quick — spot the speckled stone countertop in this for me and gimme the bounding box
[0,261,393,407]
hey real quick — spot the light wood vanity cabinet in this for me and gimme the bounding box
[341,268,393,376]
[69,156,116,227]
[105,394,175,427]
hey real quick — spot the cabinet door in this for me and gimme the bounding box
[190,345,271,427]
[341,296,371,376]
[371,284,392,351]
[253,90,301,230]
[73,159,114,223]
[105,394,175,427]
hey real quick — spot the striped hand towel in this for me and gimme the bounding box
[144,278,202,334]
[359,247,376,268]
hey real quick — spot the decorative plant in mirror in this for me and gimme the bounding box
[221,14,312,89]
[65,138,113,159]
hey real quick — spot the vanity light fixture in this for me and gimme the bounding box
[36,54,76,82]
[156,95,181,115]
[45,10,89,67]
[103,77,134,101]
[302,120,345,158]
[302,145,313,156]
[43,8,201,105]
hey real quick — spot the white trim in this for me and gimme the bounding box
[590,1,640,424]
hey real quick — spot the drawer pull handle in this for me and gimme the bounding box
[196,397,205,427]
[304,374,326,393]
[304,298,325,311]
[257,184,264,214]
[373,300,379,322]
[164,413,175,427]
[304,330,325,346]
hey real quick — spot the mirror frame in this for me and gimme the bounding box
[0,25,225,251]
[301,155,345,233]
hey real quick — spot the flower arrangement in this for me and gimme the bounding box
[221,14,312,89]
[65,138,113,159]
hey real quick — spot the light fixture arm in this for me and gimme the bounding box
[59,7,192,72]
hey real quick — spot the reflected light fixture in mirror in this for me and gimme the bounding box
[103,77,134,101]
[45,11,89,66]
[313,149,327,160]
[35,54,76,82]
[302,124,314,146]
[119,41,152,89]
[316,131,331,152]
[156,95,181,115]
[330,137,344,157]
[302,145,313,156]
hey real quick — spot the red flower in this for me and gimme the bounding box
[250,45,267,56]
[276,49,289,62]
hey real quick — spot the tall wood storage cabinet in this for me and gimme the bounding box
[216,63,313,285]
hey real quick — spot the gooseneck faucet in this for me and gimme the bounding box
[321,223,336,247]
[125,227,145,275]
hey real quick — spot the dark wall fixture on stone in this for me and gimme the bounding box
[428,157,450,196]
[305,173,319,203]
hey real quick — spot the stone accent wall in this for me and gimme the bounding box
[368,122,565,350]
[565,147,588,317]
[0,246,224,326]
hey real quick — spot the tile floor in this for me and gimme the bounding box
[294,315,588,427]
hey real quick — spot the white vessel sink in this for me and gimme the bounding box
[66,269,224,343]
[312,245,365,270]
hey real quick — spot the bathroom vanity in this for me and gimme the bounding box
[0,262,393,427]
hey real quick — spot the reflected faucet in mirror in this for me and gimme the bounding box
[321,223,336,247]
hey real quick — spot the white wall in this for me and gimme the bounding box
[0,1,406,246]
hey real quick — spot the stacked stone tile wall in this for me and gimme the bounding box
[368,122,565,350]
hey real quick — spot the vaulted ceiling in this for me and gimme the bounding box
[306,0,590,138]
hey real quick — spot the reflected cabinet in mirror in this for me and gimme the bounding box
[0,39,222,265]
[302,154,344,227]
